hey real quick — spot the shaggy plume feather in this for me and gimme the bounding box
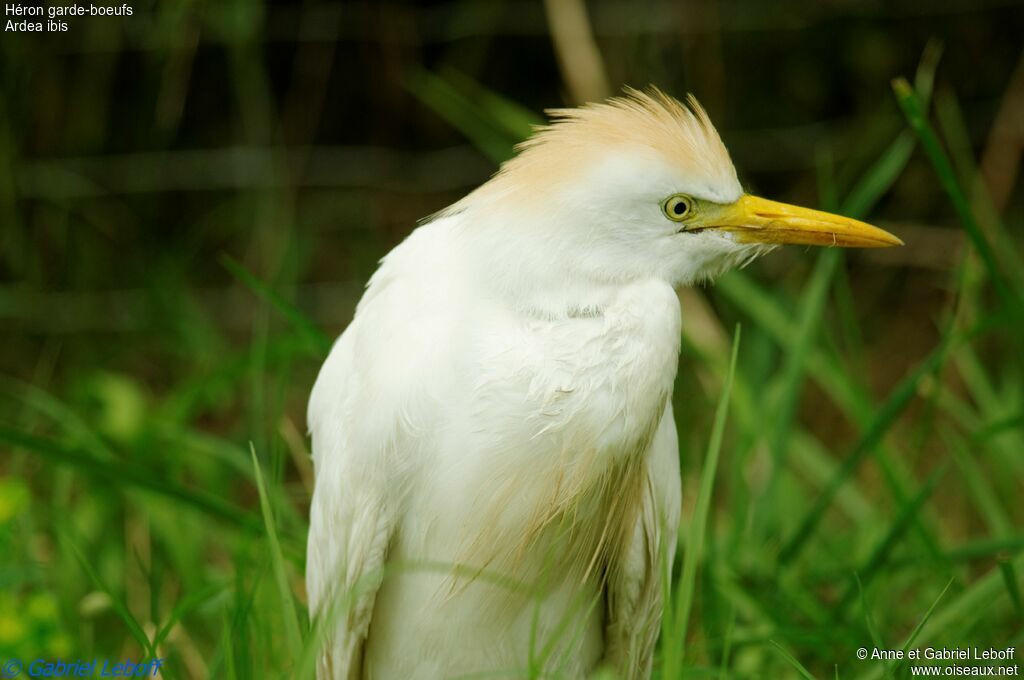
[443,87,738,216]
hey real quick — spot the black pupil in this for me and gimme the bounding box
[672,201,686,215]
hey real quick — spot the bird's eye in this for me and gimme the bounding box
[662,194,693,222]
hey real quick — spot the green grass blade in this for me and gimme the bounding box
[440,68,542,141]
[766,250,839,495]
[404,67,519,164]
[664,324,741,677]
[888,578,955,676]
[857,554,1024,680]
[152,580,233,650]
[249,443,304,664]
[769,640,818,680]
[883,534,1024,568]
[0,376,117,460]
[947,427,1013,536]
[891,78,1021,313]
[854,573,889,680]
[220,254,331,355]
[61,530,155,656]
[916,556,1020,642]
[842,40,942,217]
[973,412,1024,442]
[779,340,950,564]
[837,462,950,611]
[855,576,880,648]
[754,44,943,523]
[717,269,946,569]
[717,604,738,680]
[997,558,1024,620]
[0,426,263,534]
[934,87,1024,289]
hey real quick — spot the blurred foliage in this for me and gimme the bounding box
[1,0,1023,678]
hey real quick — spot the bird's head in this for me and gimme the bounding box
[442,88,901,315]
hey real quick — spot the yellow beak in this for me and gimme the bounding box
[703,194,903,248]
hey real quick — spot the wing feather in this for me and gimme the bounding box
[603,403,682,678]
[306,330,396,680]
[306,220,456,679]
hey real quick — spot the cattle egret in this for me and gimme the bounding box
[306,88,901,680]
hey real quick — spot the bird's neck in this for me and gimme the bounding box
[459,220,632,320]
[505,279,625,320]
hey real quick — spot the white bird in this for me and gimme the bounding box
[306,88,900,680]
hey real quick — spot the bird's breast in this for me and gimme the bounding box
[422,279,681,575]
[365,280,682,676]
[505,278,681,446]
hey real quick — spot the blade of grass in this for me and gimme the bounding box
[888,578,955,677]
[663,324,741,678]
[857,553,1024,680]
[843,40,942,217]
[725,271,949,570]
[0,426,264,535]
[220,254,330,355]
[717,272,863,417]
[682,331,878,558]
[404,67,519,164]
[159,425,306,532]
[717,604,738,680]
[162,334,313,424]
[946,427,1013,536]
[717,47,966,495]
[836,462,950,612]
[948,343,1024,477]
[916,557,1018,642]
[0,376,116,460]
[831,261,868,380]
[854,574,886,667]
[152,580,233,651]
[934,86,1024,289]
[892,78,1022,314]
[440,68,542,140]
[997,559,1023,620]
[779,339,951,564]
[760,249,839,529]
[973,412,1024,442]
[768,640,818,680]
[885,535,1024,568]
[228,554,266,680]
[249,443,303,663]
[720,42,944,437]
[61,530,155,656]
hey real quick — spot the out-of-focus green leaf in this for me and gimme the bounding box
[405,67,520,164]
[892,77,1022,315]
[0,427,264,535]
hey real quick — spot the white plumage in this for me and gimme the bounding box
[306,89,900,680]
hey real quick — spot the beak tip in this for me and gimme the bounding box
[859,224,903,248]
